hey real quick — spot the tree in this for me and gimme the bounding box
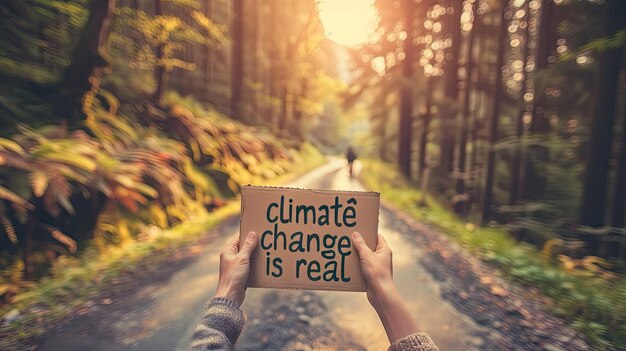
[523,0,554,200]
[114,0,218,104]
[230,0,244,119]
[439,0,463,175]
[152,0,165,102]
[419,78,435,180]
[56,0,117,124]
[481,0,508,224]
[612,106,626,228]
[455,0,477,197]
[579,0,626,228]
[398,0,417,178]
[508,0,531,205]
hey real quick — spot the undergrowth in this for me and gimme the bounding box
[360,159,626,350]
[0,144,324,349]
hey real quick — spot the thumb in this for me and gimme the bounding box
[239,231,258,258]
[351,231,372,257]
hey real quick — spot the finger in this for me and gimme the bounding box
[226,235,240,254]
[375,234,390,252]
[351,231,372,257]
[238,231,258,258]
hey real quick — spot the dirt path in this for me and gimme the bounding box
[34,159,587,351]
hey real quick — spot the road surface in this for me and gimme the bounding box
[37,159,487,350]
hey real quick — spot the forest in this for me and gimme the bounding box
[1,0,625,350]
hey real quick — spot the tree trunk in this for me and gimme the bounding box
[279,85,289,131]
[612,102,626,228]
[419,78,435,181]
[398,0,415,179]
[509,0,531,205]
[470,90,483,181]
[524,0,554,199]
[153,0,166,103]
[579,0,625,228]
[266,0,277,126]
[481,2,507,225]
[230,0,244,119]
[456,0,477,196]
[55,0,116,124]
[250,0,260,120]
[293,78,307,138]
[439,0,462,174]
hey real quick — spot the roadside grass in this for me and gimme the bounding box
[0,144,325,349]
[360,158,626,350]
[1,202,240,345]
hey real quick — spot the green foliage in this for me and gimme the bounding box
[111,3,226,78]
[0,140,323,348]
[559,29,626,63]
[0,202,239,350]
[361,158,626,350]
[0,84,303,300]
[0,0,88,83]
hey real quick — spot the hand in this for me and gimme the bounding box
[351,231,394,310]
[352,231,419,344]
[214,231,258,307]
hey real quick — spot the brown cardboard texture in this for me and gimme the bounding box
[240,185,380,292]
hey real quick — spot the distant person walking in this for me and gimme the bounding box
[346,146,357,177]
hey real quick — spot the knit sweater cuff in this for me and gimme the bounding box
[210,297,241,311]
[388,332,439,351]
[201,297,245,343]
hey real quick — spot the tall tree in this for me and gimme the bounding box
[612,104,626,228]
[523,0,554,199]
[580,0,626,227]
[265,0,277,126]
[481,0,508,224]
[456,0,477,196]
[398,0,416,178]
[509,0,531,205]
[230,0,244,119]
[56,0,117,123]
[152,0,165,102]
[439,0,463,174]
[419,78,435,180]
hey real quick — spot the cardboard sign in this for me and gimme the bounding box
[240,185,380,292]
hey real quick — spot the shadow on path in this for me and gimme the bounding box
[238,290,364,350]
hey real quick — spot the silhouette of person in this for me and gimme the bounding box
[346,146,357,177]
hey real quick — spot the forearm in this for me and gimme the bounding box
[370,283,439,351]
[372,283,419,344]
[188,297,245,351]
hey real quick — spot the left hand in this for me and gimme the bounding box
[214,231,258,306]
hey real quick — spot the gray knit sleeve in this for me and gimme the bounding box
[188,297,245,350]
[387,332,439,351]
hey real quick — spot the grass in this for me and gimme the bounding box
[0,203,240,348]
[360,158,626,350]
[0,144,326,349]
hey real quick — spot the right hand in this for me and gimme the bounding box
[351,231,395,310]
[352,232,422,345]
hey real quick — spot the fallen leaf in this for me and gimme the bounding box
[480,276,494,285]
[490,285,508,297]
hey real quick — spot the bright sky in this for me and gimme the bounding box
[317,0,380,47]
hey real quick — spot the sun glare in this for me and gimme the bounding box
[317,0,380,47]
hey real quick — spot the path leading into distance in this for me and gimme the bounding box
[37,159,486,351]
